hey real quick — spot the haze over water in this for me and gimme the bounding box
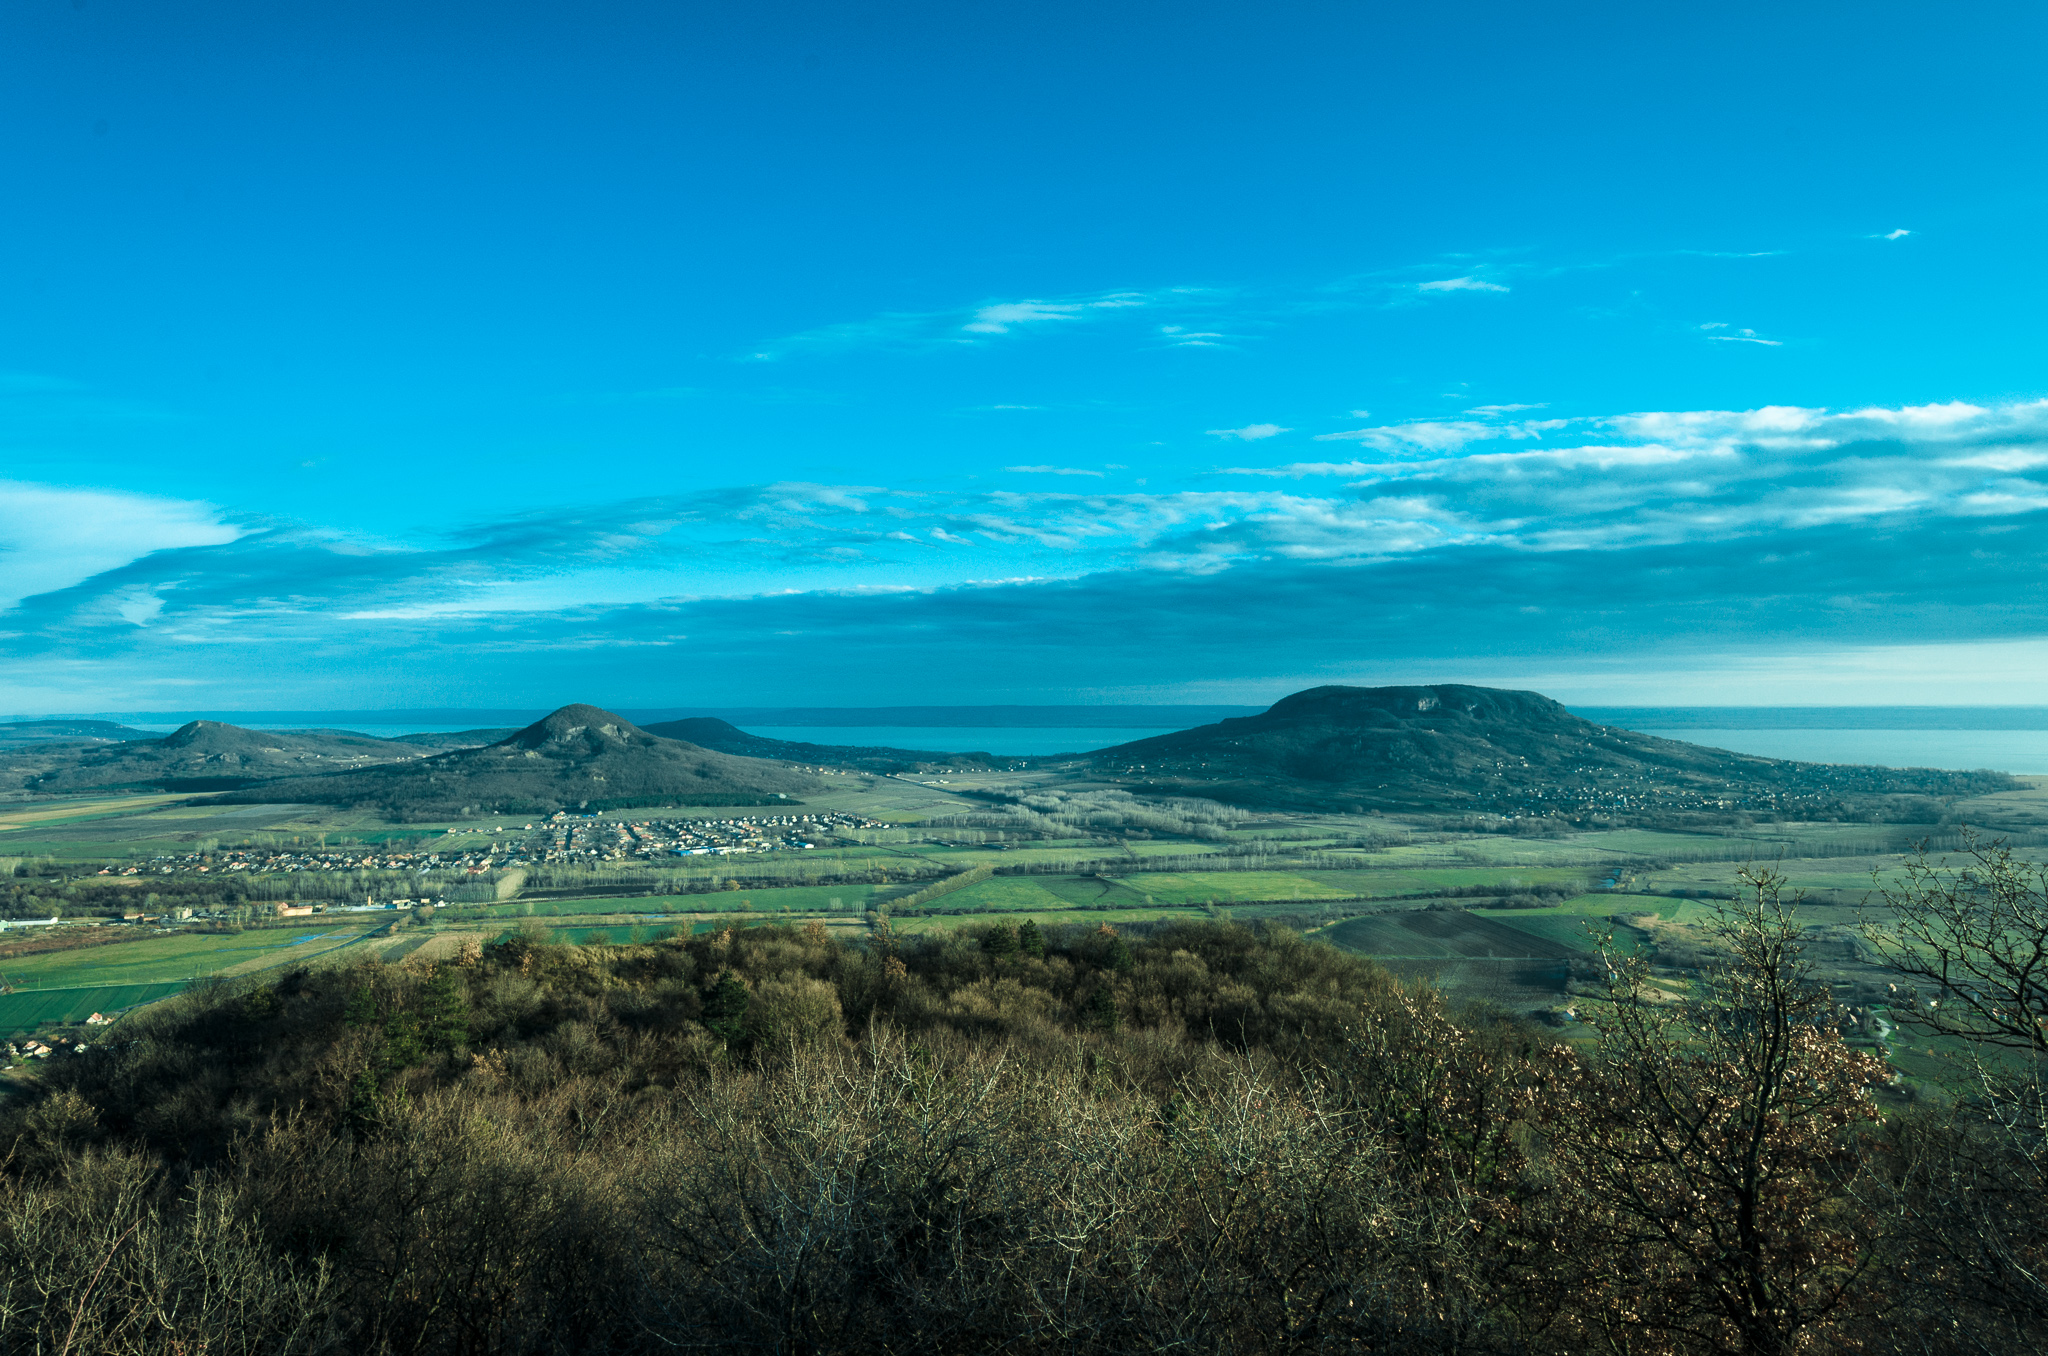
[109,711,2048,773]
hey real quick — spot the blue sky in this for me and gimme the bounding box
[4,0,2047,713]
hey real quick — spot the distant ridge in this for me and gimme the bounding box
[217,704,818,819]
[0,719,153,750]
[19,705,1264,730]
[0,721,435,793]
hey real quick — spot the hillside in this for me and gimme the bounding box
[220,704,818,818]
[1086,684,2018,823]
[0,720,439,793]
[641,717,1004,773]
[0,719,154,751]
[373,727,519,750]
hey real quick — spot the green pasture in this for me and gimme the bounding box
[916,876,1072,912]
[1472,909,1653,955]
[1473,911,1605,951]
[1323,910,1580,960]
[0,925,373,990]
[0,987,192,1040]
[0,982,192,1035]
[554,924,692,946]
[468,882,880,919]
[1640,858,1907,898]
[886,906,1203,935]
[1377,957,1572,1013]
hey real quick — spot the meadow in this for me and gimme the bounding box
[3,774,2042,1049]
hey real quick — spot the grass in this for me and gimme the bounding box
[0,982,195,1035]
[0,925,374,989]
[1322,910,1580,960]
[887,906,1210,935]
[1378,957,1572,1011]
[554,924,693,946]
[455,883,880,919]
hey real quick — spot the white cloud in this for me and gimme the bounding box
[1417,276,1509,293]
[1207,424,1290,441]
[1313,418,1569,451]
[963,293,1147,334]
[1879,228,1912,240]
[755,289,1159,356]
[1703,326,1782,346]
[0,482,243,612]
[963,301,1084,333]
[21,401,2048,685]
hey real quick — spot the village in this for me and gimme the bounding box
[99,810,893,879]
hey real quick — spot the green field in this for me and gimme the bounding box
[0,926,374,989]
[888,905,1208,935]
[1323,910,1580,960]
[1377,957,1572,1011]
[0,981,192,1035]
[447,882,881,919]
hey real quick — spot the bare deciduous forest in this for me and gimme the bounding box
[0,850,2041,1355]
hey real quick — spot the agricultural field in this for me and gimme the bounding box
[7,770,2040,1077]
[1377,958,1575,1013]
[0,922,396,1035]
[1322,909,1578,960]
[0,982,191,1034]
[0,924,378,991]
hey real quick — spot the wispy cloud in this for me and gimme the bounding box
[1159,325,1235,349]
[1417,276,1509,294]
[963,295,1145,334]
[1004,465,1105,477]
[1206,423,1290,441]
[752,287,1206,358]
[744,237,1798,365]
[0,482,243,612]
[1311,417,1569,451]
[1877,228,1912,240]
[1699,323,1782,346]
[15,400,2048,709]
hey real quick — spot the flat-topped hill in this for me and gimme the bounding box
[220,704,818,819]
[1088,684,2018,822]
[0,720,436,793]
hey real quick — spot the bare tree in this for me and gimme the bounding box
[1542,869,1889,1355]
[1866,834,2048,1056]
[1860,835,2048,1348]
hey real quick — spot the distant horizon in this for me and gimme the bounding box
[12,702,2048,731]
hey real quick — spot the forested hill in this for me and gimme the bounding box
[217,704,819,819]
[1088,683,2019,823]
[0,720,438,793]
[641,717,1005,773]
